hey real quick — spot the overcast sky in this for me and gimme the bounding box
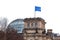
[0,0,60,33]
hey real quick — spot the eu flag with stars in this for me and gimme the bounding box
[35,6,41,12]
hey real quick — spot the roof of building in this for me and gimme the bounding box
[10,19,23,23]
[7,19,24,33]
[24,17,46,24]
[24,17,45,21]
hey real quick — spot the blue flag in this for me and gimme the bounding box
[35,6,41,12]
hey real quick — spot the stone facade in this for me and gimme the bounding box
[23,17,60,40]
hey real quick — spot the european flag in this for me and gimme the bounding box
[35,6,41,12]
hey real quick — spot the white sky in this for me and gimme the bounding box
[0,0,60,33]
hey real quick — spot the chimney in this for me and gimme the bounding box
[47,29,52,33]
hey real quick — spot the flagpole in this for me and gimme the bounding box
[34,11,36,18]
[34,6,36,18]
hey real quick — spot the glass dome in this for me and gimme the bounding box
[8,19,24,33]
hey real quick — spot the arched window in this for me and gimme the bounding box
[35,22,37,27]
[31,22,37,27]
[27,22,30,27]
[31,22,35,27]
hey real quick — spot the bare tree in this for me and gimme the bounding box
[6,25,24,40]
[6,25,17,40]
[0,17,8,31]
[0,30,5,40]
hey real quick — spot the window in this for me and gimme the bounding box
[35,22,37,27]
[31,22,37,27]
[27,22,30,27]
[31,22,35,27]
